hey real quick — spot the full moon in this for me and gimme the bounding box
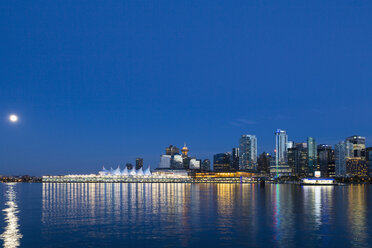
[9,114,18,123]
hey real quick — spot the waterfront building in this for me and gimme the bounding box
[99,165,152,177]
[271,129,291,176]
[346,159,368,177]
[135,158,143,170]
[231,148,240,171]
[166,145,180,156]
[214,152,232,172]
[345,135,366,159]
[269,157,292,176]
[239,134,257,171]
[335,141,353,177]
[366,147,372,177]
[275,129,288,163]
[126,163,134,170]
[307,137,317,176]
[158,155,172,169]
[160,144,203,171]
[317,145,335,177]
[189,158,201,170]
[183,157,191,170]
[171,154,184,169]
[257,152,271,174]
[287,148,296,174]
[335,136,366,177]
[287,143,307,177]
[201,159,211,172]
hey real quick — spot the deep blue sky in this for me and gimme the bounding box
[0,1,371,175]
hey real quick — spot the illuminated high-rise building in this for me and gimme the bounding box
[335,141,353,177]
[275,129,288,163]
[345,135,366,159]
[287,142,307,177]
[317,144,335,177]
[201,159,211,172]
[257,152,271,174]
[214,152,232,172]
[346,159,368,177]
[307,137,317,176]
[239,134,257,171]
[231,148,239,171]
[271,129,291,176]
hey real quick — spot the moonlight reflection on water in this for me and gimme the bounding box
[0,183,22,248]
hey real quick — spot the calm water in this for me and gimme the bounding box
[0,183,371,248]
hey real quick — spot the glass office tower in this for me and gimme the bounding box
[239,135,257,171]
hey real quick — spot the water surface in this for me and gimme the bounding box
[0,183,371,247]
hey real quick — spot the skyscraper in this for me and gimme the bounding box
[317,144,335,177]
[287,142,307,177]
[307,137,317,176]
[345,135,366,159]
[165,145,180,156]
[335,141,353,177]
[201,159,211,172]
[257,152,271,174]
[272,129,290,176]
[135,158,143,170]
[239,134,257,171]
[275,129,288,163]
[231,148,239,171]
[213,152,232,172]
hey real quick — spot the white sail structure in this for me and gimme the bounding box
[121,167,129,176]
[144,166,151,176]
[129,168,137,176]
[98,165,153,177]
[136,168,144,176]
[113,166,121,175]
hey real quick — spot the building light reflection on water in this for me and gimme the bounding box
[40,183,372,247]
[348,185,367,247]
[0,183,23,248]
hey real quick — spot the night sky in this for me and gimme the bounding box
[1,1,371,175]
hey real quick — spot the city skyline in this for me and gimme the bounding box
[1,126,370,175]
[1,1,372,248]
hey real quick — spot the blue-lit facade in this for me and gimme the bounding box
[307,137,317,176]
[239,135,257,171]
